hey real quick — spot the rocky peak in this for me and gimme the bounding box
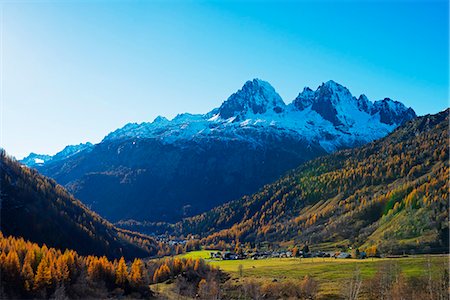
[153,116,169,124]
[316,80,355,105]
[357,94,372,113]
[293,87,315,110]
[372,98,417,125]
[217,79,286,120]
[308,81,355,126]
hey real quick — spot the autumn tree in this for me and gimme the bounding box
[193,258,202,271]
[129,258,144,287]
[292,246,299,257]
[115,257,128,287]
[34,257,52,291]
[198,277,220,300]
[21,261,34,292]
[153,263,171,283]
[0,233,156,298]
[4,250,21,285]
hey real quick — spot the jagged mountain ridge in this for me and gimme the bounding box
[101,79,415,152]
[24,79,415,167]
[20,79,416,223]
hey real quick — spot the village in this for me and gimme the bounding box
[209,249,368,260]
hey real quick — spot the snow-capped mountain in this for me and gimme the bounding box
[20,153,52,166]
[22,79,416,223]
[22,142,93,168]
[216,79,286,119]
[103,79,415,152]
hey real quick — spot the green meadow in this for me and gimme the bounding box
[178,250,448,298]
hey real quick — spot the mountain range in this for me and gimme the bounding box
[21,79,416,223]
[175,109,449,254]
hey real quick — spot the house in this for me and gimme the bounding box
[222,251,239,260]
[315,251,331,258]
[210,251,222,259]
[336,252,352,259]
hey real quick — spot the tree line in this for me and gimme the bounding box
[0,232,219,299]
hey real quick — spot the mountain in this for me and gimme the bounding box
[21,79,416,223]
[20,153,52,167]
[176,109,449,254]
[22,142,93,168]
[101,79,415,152]
[1,151,158,259]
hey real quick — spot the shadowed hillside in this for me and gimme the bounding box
[0,151,158,259]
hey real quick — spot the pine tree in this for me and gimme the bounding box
[173,258,182,274]
[5,250,20,276]
[21,262,34,292]
[34,257,52,290]
[198,278,208,298]
[5,250,21,287]
[23,248,36,270]
[0,251,6,269]
[194,258,201,271]
[153,264,170,283]
[152,268,160,283]
[129,258,144,287]
[57,257,70,283]
[115,257,128,286]
[87,258,101,281]
[292,246,299,257]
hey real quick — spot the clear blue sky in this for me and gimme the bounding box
[2,0,448,159]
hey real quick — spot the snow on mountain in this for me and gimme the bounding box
[102,79,416,153]
[20,153,52,167]
[21,142,94,168]
[22,79,416,167]
[52,142,94,160]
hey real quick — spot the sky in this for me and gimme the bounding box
[1,0,448,159]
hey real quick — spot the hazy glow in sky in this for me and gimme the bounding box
[1,0,448,159]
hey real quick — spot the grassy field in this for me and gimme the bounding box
[178,250,448,298]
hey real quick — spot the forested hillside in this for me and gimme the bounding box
[178,110,449,254]
[0,151,159,259]
[0,233,218,299]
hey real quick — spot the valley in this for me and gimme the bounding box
[3,1,447,298]
[2,106,448,299]
[3,107,448,299]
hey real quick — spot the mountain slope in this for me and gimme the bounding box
[0,151,158,259]
[177,109,449,254]
[21,79,416,223]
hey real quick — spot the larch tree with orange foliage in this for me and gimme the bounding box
[115,257,128,287]
[34,257,52,291]
[21,261,34,291]
[129,258,144,287]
